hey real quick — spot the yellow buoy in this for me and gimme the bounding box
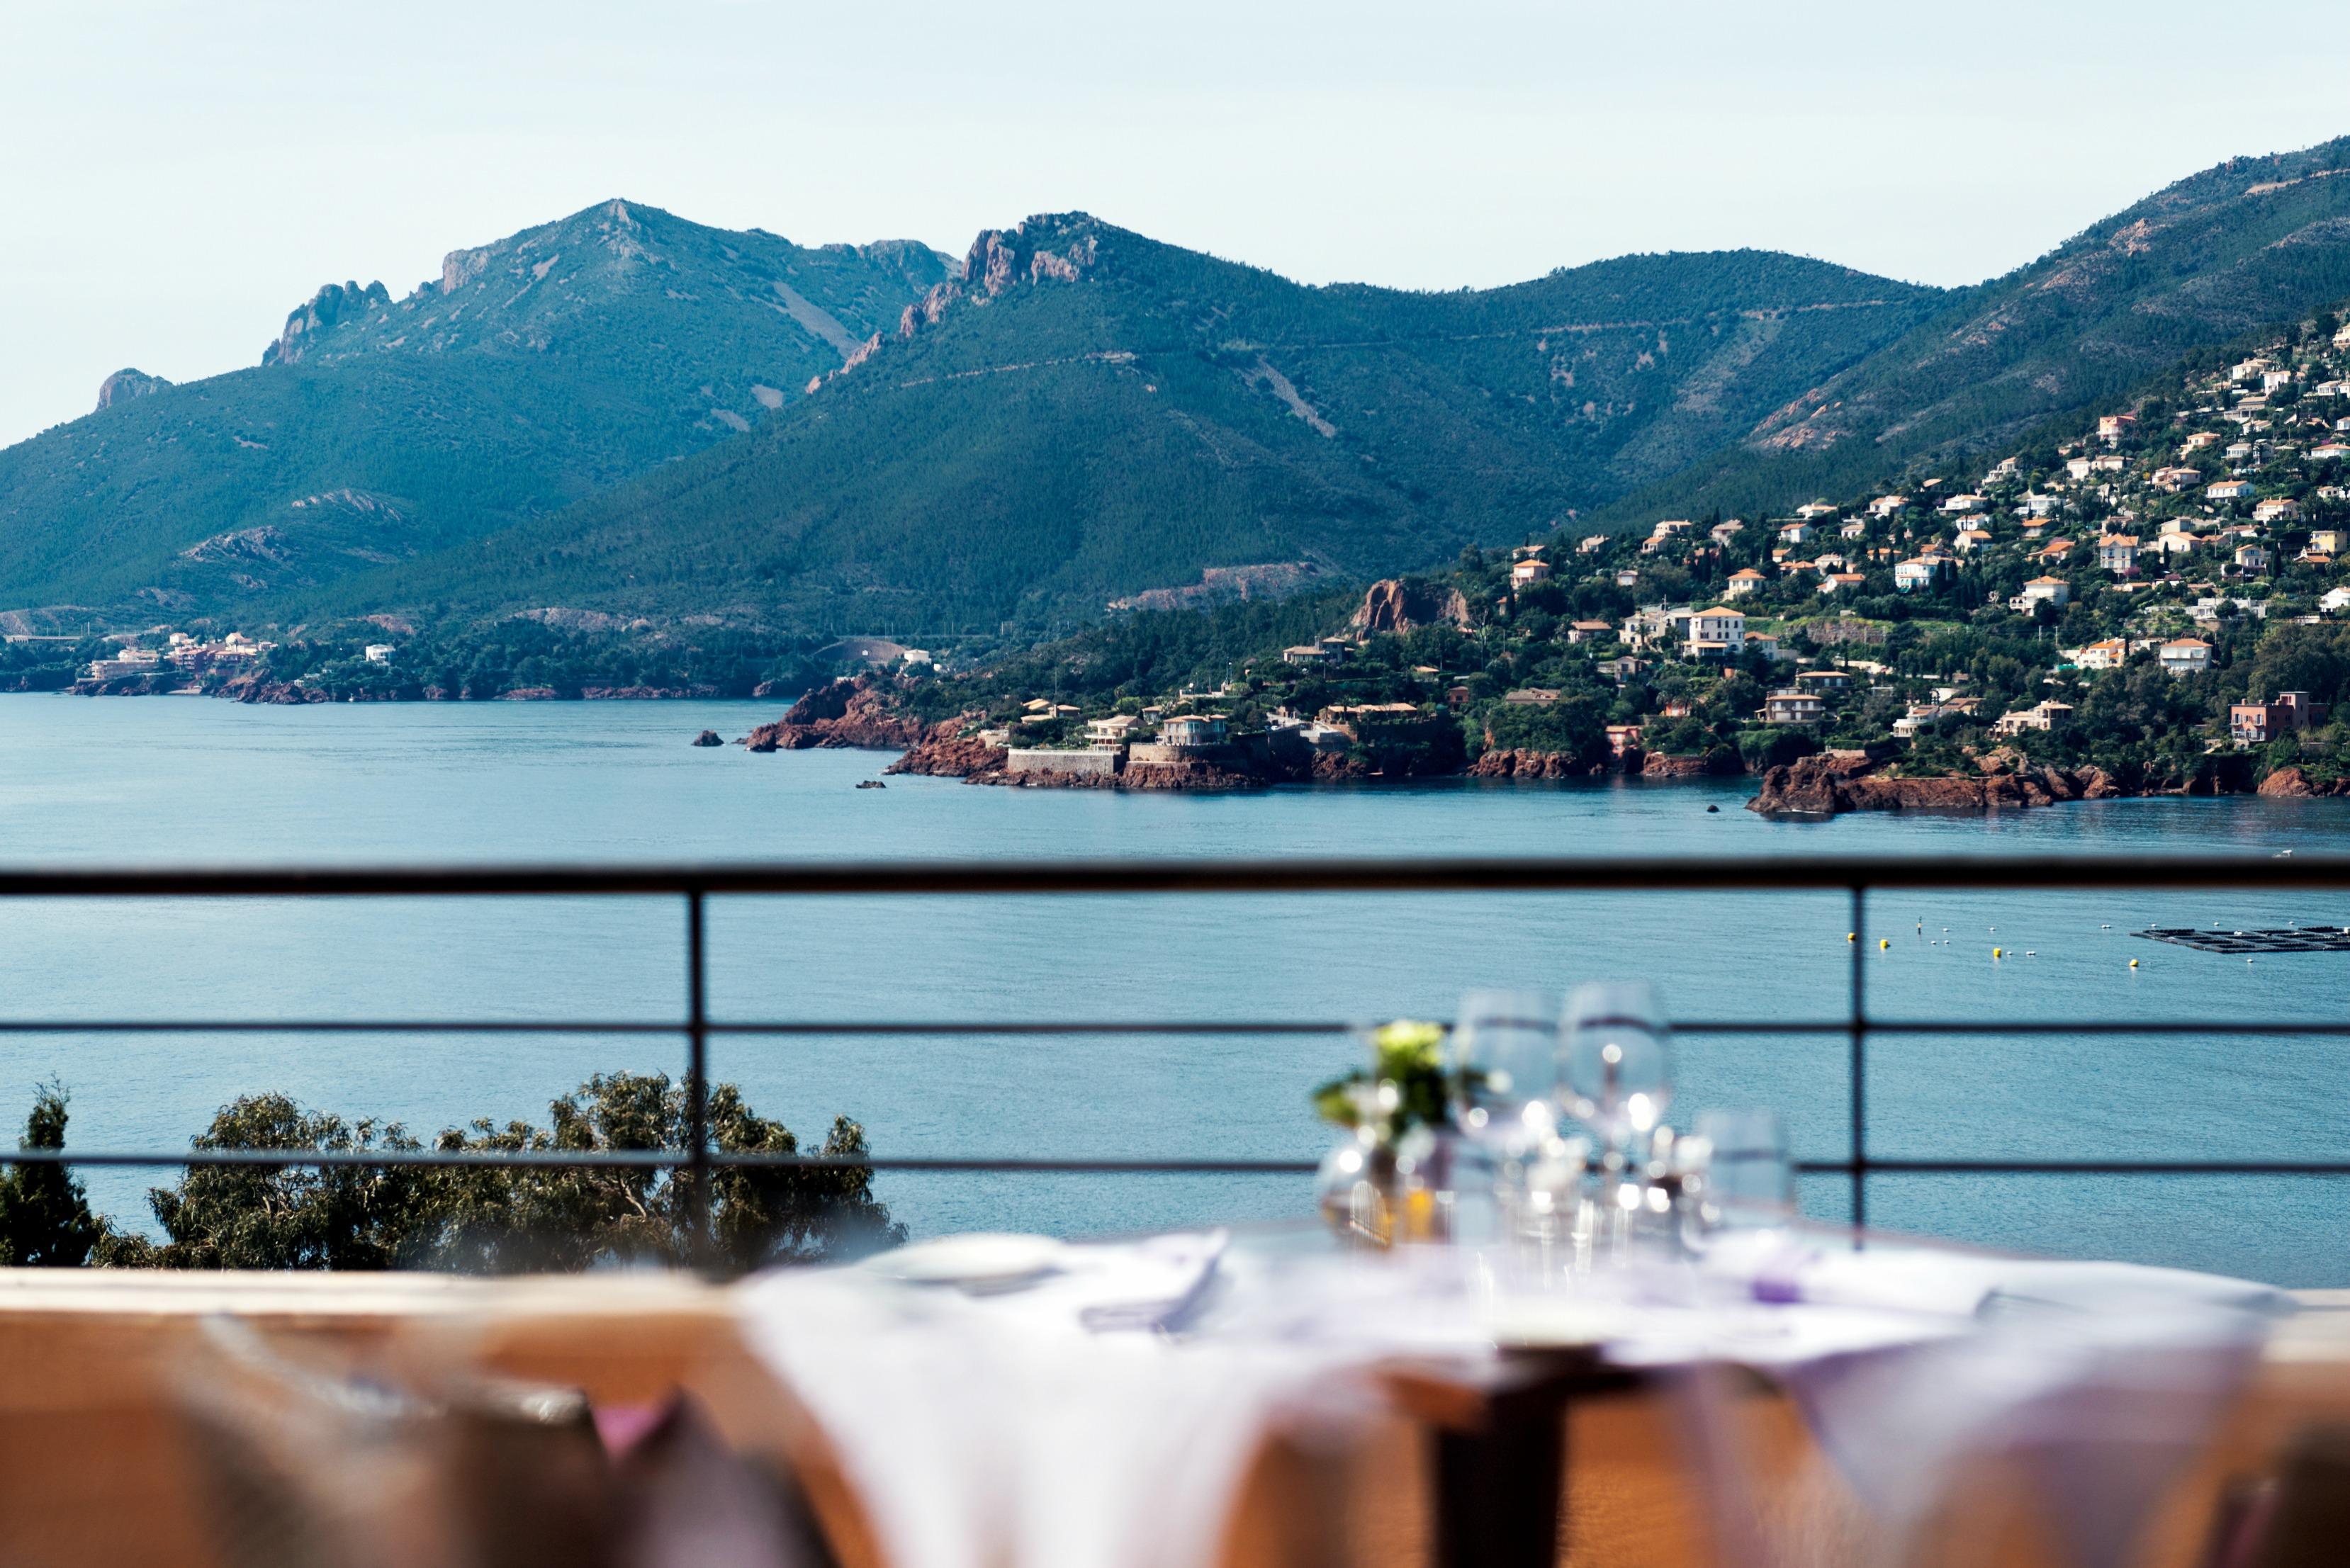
[1847,932,1856,942]
[1993,947,2003,958]
[1879,938,1889,949]
[2129,958,2140,969]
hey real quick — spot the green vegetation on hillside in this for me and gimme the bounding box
[1606,135,2350,526]
[319,221,1943,636]
[0,201,948,619]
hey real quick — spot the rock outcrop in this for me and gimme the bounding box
[218,672,328,705]
[884,723,1008,778]
[1353,579,1474,635]
[743,677,928,752]
[1466,749,1601,779]
[691,729,724,748]
[262,280,392,366]
[1749,752,2123,816]
[95,368,172,411]
[2257,765,2350,797]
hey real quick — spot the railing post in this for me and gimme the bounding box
[685,889,712,1268]
[1849,884,1867,1243]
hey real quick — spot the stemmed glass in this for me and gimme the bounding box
[1452,988,1563,1154]
[1692,1109,1794,1228]
[1453,988,1575,1246]
[1561,981,1674,1156]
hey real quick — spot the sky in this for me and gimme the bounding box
[5,0,2350,449]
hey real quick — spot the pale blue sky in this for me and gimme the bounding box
[6,0,2350,448]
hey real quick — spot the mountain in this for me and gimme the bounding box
[21,137,2350,645]
[312,217,1947,636]
[1602,136,2350,521]
[0,201,949,620]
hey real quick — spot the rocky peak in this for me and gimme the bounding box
[260,279,390,366]
[94,368,172,412]
[893,213,1103,342]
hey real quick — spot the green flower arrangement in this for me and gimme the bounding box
[1311,1020,1454,1141]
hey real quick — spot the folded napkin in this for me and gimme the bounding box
[984,1229,1229,1333]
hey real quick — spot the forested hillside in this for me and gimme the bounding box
[0,201,948,621]
[1604,136,2350,524]
[317,215,1945,636]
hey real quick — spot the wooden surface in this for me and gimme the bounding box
[0,1268,2345,1568]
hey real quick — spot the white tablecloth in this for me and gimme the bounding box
[736,1229,2286,1568]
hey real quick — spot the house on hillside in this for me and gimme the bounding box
[1760,691,1824,726]
[1724,567,1767,599]
[1820,572,1867,595]
[2232,692,2327,745]
[1511,559,1552,586]
[2097,535,2141,573]
[2158,638,2212,677]
[1086,714,1142,748]
[1685,607,1746,658]
[2208,480,2255,502]
[2013,576,2071,611]
[1161,714,1229,750]
[2073,638,2130,671]
[1993,700,2074,736]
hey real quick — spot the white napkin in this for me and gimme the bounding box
[738,1233,1349,1568]
[1707,1236,2288,1568]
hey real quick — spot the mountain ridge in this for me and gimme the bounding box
[16,139,2350,645]
[0,201,952,620]
[303,209,1943,636]
[1602,135,2350,521]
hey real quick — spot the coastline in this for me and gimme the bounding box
[30,688,2329,818]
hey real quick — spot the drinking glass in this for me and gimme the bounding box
[1451,988,1563,1154]
[1561,981,1673,1154]
[1693,1109,1794,1226]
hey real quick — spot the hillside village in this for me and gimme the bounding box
[882,310,2350,806]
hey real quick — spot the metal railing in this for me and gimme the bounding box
[5,854,2350,1257]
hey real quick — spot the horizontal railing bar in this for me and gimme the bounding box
[1796,1159,2350,1175]
[0,1020,1356,1037]
[8,1147,2348,1177]
[3,853,2350,897]
[0,1149,1320,1173]
[6,1018,2350,1039]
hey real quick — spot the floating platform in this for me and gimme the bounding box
[2133,927,2350,954]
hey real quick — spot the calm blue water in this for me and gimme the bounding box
[2,694,2348,1282]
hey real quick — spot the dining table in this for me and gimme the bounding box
[730,1218,2289,1568]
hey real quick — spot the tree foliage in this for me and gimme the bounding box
[13,1074,901,1273]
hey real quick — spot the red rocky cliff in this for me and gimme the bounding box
[743,677,928,752]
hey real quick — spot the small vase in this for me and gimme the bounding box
[1315,1124,1400,1246]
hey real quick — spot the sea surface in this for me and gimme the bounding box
[2,695,2349,1283]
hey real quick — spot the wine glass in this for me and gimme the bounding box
[1451,988,1563,1154]
[1561,981,1673,1154]
[1692,1109,1794,1226]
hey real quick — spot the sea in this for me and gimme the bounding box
[3,694,2348,1285]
